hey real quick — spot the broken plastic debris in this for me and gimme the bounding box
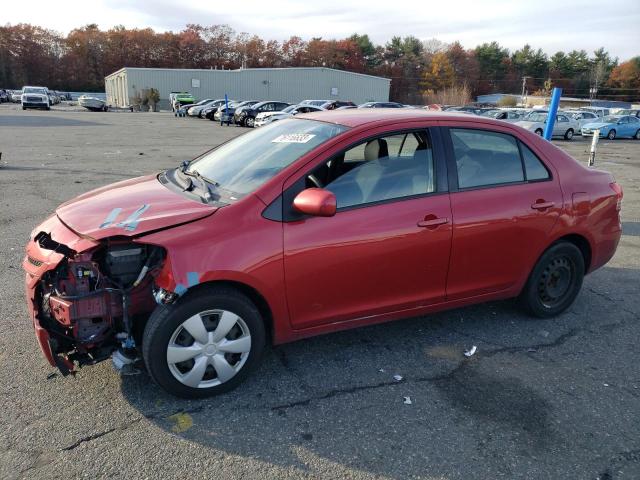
[393,374,403,381]
[603,383,609,387]
[403,396,412,405]
[464,346,477,357]
[378,368,385,373]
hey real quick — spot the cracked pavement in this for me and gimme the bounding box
[1,105,639,479]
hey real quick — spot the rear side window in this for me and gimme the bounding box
[520,143,550,181]
[450,129,524,188]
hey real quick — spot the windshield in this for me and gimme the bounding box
[601,116,620,123]
[282,105,297,113]
[186,119,347,198]
[525,112,548,122]
[24,87,46,94]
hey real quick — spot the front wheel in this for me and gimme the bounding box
[634,129,640,140]
[535,128,543,136]
[564,129,574,140]
[607,129,616,140]
[245,116,255,128]
[519,242,585,318]
[142,286,265,398]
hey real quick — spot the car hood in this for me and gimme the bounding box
[582,122,612,129]
[56,174,217,240]
[256,111,283,119]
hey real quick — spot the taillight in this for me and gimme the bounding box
[610,182,623,211]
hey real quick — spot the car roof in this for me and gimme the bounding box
[301,108,511,128]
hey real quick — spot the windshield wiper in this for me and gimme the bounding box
[182,169,220,203]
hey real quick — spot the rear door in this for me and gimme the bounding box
[441,125,563,300]
[282,127,452,329]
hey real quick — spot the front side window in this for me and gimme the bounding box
[450,129,524,188]
[186,119,347,198]
[315,131,435,209]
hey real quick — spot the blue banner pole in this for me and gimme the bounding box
[543,87,562,141]
[222,93,229,126]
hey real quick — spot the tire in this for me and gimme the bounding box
[519,242,585,318]
[46,106,50,111]
[142,285,266,398]
[535,129,543,136]
[607,129,616,140]
[634,129,640,140]
[245,116,255,128]
[564,129,574,140]
[22,106,26,110]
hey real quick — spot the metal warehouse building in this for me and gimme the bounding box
[105,67,390,109]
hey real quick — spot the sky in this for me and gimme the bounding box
[4,0,640,60]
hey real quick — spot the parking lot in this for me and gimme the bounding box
[1,105,639,479]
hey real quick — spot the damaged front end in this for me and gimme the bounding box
[23,216,165,376]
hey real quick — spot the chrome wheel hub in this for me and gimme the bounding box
[167,309,251,388]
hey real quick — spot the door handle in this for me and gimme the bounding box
[417,217,449,228]
[531,201,554,210]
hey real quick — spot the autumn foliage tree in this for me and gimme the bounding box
[0,22,635,104]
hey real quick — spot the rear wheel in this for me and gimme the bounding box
[520,242,584,318]
[143,286,265,398]
[564,129,574,140]
[634,129,640,140]
[607,129,616,140]
[535,128,543,136]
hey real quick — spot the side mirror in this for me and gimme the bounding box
[293,188,336,217]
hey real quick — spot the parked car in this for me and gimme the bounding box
[210,101,258,122]
[235,101,290,127]
[188,99,226,118]
[358,101,405,108]
[300,99,332,106]
[254,104,324,127]
[480,109,523,123]
[0,89,9,102]
[562,110,600,128]
[447,106,494,115]
[11,90,23,102]
[23,109,622,398]
[615,109,640,118]
[581,115,640,140]
[170,92,196,111]
[21,86,50,110]
[579,107,609,118]
[320,100,356,110]
[181,99,213,115]
[515,112,579,140]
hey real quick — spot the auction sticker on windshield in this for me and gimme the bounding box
[272,133,316,143]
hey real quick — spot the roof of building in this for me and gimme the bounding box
[105,66,390,82]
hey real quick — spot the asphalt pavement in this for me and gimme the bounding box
[0,104,638,479]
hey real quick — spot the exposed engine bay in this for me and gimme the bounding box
[34,232,165,375]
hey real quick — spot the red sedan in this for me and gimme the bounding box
[23,110,622,397]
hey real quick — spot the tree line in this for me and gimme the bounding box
[1,23,638,103]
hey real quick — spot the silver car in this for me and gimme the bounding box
[562,110,600,129]
[515,112,580,140]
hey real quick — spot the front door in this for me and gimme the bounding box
[283,129,452,329]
